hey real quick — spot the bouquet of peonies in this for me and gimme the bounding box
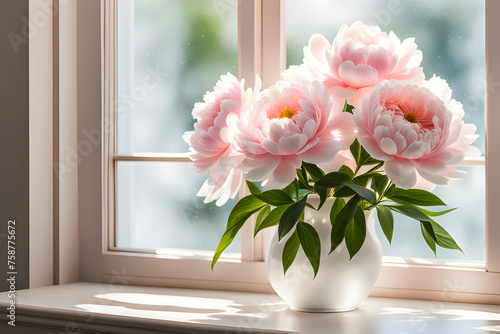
[184,22,479,277]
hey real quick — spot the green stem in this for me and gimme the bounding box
[377,180,394,205]
[366,162,384,174]
[365,180,394,210]
[295,178,299,200]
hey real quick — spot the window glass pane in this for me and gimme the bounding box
[287,0,485,261]
[116,161,240,254]
[117,0,238,154]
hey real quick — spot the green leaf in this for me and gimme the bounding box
[333,185,356,198]
[279,196,308,240]
[330,195,361,253]
[314,185,329,210]
[212,195,266,269]
[343,182,376,204]
[350,139,362,166]
[388,188,446,206]
[255,189,294,206]
[370,174,390,195]
[420,207,457,217]
[427,220,464,254]
[283,180,297,199]
[385,204,431,222]
[330,197,346,224]
[246,181,261,195]
[350,139,382,168]
[297,167,310,189]
[385,203,462,256]
[226,195,266,227]
[305,203,316,210]
[297,221,322,279]
[254,204,291,236]
[342,100,355,114]
[316,172,376,204]
[339,165,355,179]
[385,183,397,197]
[282,230,300,275]
[352,173,373,187]
[316,172,351,188]
[344,205,367,260]
[420,222,437,256]
[254,206,271,235]
[376,205,394,244]
[302,162,325,182]
[298,189,315,198]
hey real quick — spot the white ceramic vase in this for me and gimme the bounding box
[266,196,383,312]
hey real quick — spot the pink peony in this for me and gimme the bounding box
[283,22,424,108]
[353,77,480,189]
[237,80,356,188]
[184,73,259,206]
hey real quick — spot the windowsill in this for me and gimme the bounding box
[1,283,500,333]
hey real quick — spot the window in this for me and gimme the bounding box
[98,0,500,300]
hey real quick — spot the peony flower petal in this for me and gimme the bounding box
[400,141,430,159]
[384,157,417,189]
[424,75,452,104]
[393,132,407,154]
[415,166,452,186]
[268,122,286,143]
[298,135,342,164]
[267,156,302,187]
[379,137,398,155]
[261,139,280,155]
[358,136,393,161]
[413,173,437,192]
[338,61,379,88]
[374,125,392,142]
[243,155,281,182]
[277,134,308,155]
[308,34,332,63]
[302,119,318,139]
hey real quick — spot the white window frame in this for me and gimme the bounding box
[73,0,500,302]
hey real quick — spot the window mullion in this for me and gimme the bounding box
[238,0,262,261]
[485,0,500,273]
[238,0,262,88]
[239,0,286,262]
[261,0,286,88]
